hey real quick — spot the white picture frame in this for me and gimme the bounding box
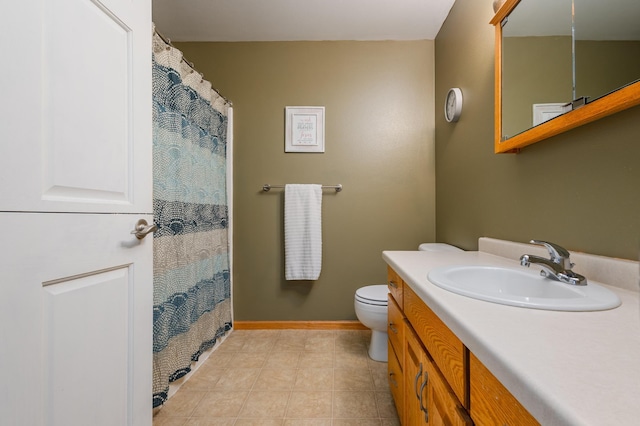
[285,106,325,153]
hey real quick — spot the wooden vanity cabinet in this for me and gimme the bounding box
[388,339,404,423]
[404,285,467,406]
[387,266,535,425]
[426,351,473,426]
[388,271,406,424]
[470,353,538,426]
[404,323,472,426]
[404,324,429,425]
[388,295,404,365]
[388,268,471,425]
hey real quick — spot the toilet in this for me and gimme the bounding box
[354,284,389,361]
[354,243,463,362]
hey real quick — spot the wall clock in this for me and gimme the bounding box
[445,88,463,122]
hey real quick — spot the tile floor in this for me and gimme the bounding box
[152,328,400,426]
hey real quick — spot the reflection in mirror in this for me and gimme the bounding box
[574,0,640,103]
[494,0,640,153]
[501,0,573,139]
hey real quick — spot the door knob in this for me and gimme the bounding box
[131,219,157,239]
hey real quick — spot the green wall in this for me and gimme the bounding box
[435,0,640,260]
[172,1,640,322]
[175,41,436,320]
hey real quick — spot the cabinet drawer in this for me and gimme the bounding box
[388,340,404,424]
[404,285,468,406]
[470,353,539,426]
[387,294,404,369]
[387,266,404,308]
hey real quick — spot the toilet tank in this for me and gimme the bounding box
[418,243,464,252]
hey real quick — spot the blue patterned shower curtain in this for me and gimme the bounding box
[152,30,232,408]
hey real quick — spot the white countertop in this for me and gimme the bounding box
[382,249,640,426]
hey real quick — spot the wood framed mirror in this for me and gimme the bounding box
[491,0,640,153]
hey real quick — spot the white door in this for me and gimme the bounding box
[0,0,152,425]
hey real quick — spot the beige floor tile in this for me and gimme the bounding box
[299,351,334,368]
[334,352,370,369]
[214,368,260,390]
[369,363,391,391]
[332,420,382,426]
[254,367,298,390]
[152,416,189,426]
[179,365,225,391]
[184,418,236,426]
[215,335,246,352]
[286,391,333,418]
[367,358,388,371]
[333,391,378,418]
[334,368,374,391]
[265,351,302,368]
[304,330,335,339]
[273,338,306,352]
[283,419,331,426]
[154,390,206,418]
[157,328,399,425]
[235,419,284,426]
[241,337,277,353]
[374,391,398,418]
[335,340,369,354]
[304,336,335,352]
[294,368,333,391]
[203,350,236,368]
[278,329,311,340]
[237,329,281,339]
[335,332,369,348]
[233,351,268,368]
[191,391,248,417]
[238,390,290,417]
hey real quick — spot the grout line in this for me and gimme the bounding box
[331,331,336,423]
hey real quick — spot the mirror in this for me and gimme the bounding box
[574,0,640,102]
[491,0,640,153]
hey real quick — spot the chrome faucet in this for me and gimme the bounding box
[519,240,587,286]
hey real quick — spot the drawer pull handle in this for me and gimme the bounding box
[419,370,429,422]
[389,372,399,388]
[414,363,423,401]
[389,322,398,334]
[389,280,398,288]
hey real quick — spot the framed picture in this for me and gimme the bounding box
[285,106,325,153]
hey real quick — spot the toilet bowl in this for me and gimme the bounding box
[355,243,464,362]
[354,285,389,362]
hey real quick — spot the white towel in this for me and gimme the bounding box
[285,184,323,280]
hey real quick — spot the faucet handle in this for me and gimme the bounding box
[529,240,572,268]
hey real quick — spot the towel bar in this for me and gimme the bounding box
[262,184,342,192]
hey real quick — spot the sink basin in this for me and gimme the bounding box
[427,265,621,311]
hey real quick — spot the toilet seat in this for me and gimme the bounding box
[355,285,388,306]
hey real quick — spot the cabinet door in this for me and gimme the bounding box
[426,353,473,426]
[404,324,429,426]
[388,340,404,425]
[405,285,467,405]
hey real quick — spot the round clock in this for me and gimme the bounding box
[444,88,463,122]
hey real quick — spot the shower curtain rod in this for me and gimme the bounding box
[154,28,233,107]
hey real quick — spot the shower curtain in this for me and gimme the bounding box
[152,29,232,408]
